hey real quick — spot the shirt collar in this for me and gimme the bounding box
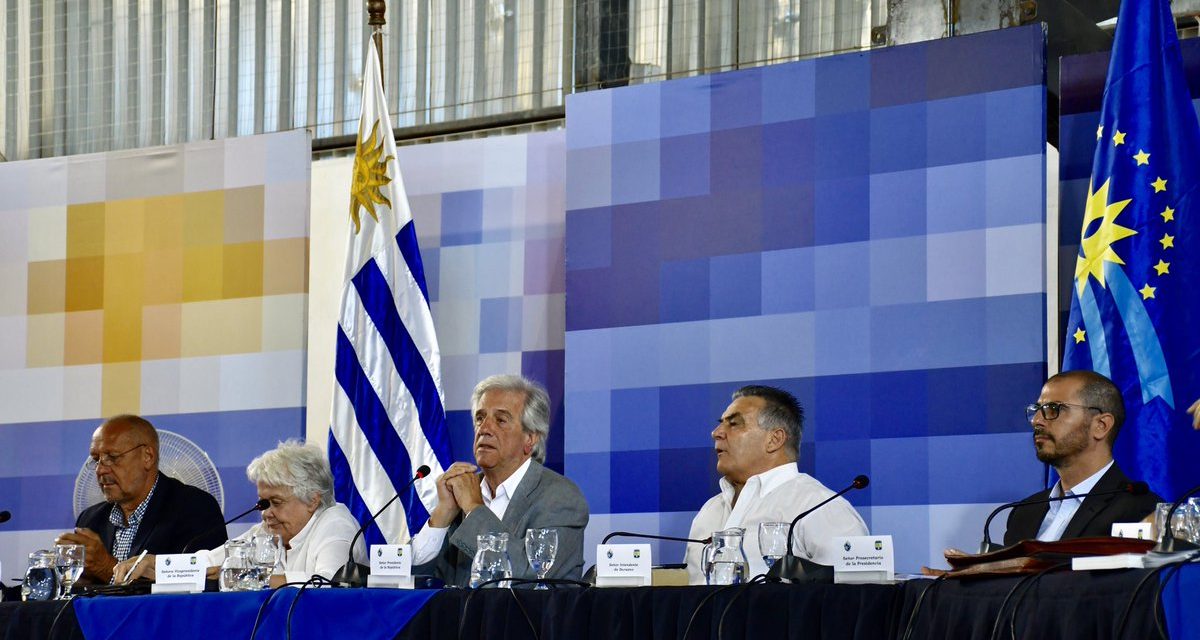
[718,463,800,504]
[482,457,533,504]
[1049,460,1114,499]
[109,474,161,528]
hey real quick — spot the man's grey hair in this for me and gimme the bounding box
[246,440,335,508]
[471,374,552,464]
[732,385,804,461]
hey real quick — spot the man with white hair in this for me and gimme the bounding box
[411,374,589,586]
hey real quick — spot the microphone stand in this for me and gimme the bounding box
[979,482,1150,553]
[182,498,270,553]
[767,475,869,583]
[333,465,431,587]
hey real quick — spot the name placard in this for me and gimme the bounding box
[369,544,413,576]
[366,544,414,589]
[1112,522,1154,540]
[832,535,895,584]
[595,544,651,587]
[152,553,206,593]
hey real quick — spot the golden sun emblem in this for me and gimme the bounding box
[349,119,394,233]
[1074,177,1137,294]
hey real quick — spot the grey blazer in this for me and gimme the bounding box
[414,460,589,586]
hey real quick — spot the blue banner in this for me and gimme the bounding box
[1062,0,1200,499]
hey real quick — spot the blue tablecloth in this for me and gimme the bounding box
[1162,563,1200,639]
[71,587,438,640]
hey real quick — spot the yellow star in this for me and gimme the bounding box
[1140,284,1156,299]
[1160,233,1175,249]
[1133,150,1150,165]
[1154,260,1170,275]
[1160,206,1175,222]
[1152,177,1168,192]
[1073,328,1087,344]
[1074,178,1137,294]
[1112,130,1126,146]
[1096,125,1103,140]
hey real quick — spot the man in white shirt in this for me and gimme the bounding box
[411,374,589,585]
[685,386,868,584]
[1003,370,1161,544]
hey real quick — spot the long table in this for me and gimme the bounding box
[1,565,1194,639]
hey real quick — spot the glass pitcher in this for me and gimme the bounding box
[22,550,60,601]
[470,531,513,588]
[219,539,255,591]
[705,527,749,586]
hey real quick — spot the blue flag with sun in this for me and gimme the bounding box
[1063,0,1200,500]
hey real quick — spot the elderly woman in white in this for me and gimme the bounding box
[114,440,364,584]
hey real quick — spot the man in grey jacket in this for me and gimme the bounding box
[411,374,589,585]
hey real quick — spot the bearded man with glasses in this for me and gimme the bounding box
[1003,371,1161,546]
[55,415,226,584]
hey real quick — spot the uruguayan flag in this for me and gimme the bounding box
[328,44,452,546]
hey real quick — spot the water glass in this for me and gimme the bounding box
[22,550,59,602]
[54,544,85,599]
[250,533,284,588]
[524,528,558,589]
[1156,502,1191,541]
[758,522,788,571]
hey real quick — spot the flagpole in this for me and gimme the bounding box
[368,0,386,79]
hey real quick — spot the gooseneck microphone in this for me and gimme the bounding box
[766,474,869,583]
[978,481,1149,553]
[601,531,712,545]
[182,498,271,553]
[333,464,431,587]
[1155,483,1200,552]
[0,510,10,524]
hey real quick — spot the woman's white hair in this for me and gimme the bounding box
[246,440,335,508]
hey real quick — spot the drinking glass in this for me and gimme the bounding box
[524,528,558,589]
[54,544,85,599]
[251,533,284,589]
[758,522,788,572]
[1156,502,1190,541]
[22,550,59,602]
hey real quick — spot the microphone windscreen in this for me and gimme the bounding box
[1128,481,1150,496]
[0,510,10,523]
[255,498,271,510]
[415,465,431,479]
[853,474,870,489]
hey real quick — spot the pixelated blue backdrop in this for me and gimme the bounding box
[564,25,1050,572]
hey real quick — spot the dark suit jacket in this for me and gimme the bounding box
[1003,462,1161,546]
[76,473,228,564]
[414,460,589,586]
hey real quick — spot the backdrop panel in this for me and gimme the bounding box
[564,25,1050,572]
[0,131,310,578]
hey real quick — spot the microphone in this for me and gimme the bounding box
[181,498,271,552]
[766,474,869,583]
[333,464,431,587]
[601,531,712,545]
[1155,483,1200,552]
[0,510,10,524]
[979,481,1150,553]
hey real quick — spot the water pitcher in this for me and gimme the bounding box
[470,532,513,588]
[705,527,749,585]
